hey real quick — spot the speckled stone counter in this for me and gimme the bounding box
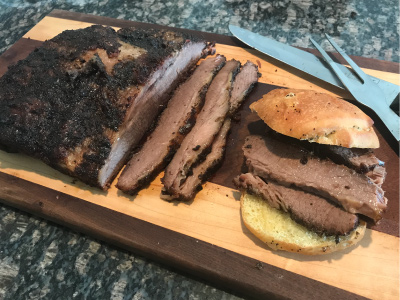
[0,1,398,299]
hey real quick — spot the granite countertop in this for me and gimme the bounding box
[0,1,398,299]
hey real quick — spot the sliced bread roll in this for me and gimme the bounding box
[240,192,366,255]
[249,89,379,148]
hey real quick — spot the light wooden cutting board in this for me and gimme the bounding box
[0,10,398,300]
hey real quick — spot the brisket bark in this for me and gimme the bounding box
[233,173,359,236]
[162,60,240,197]
[319,145,387,186]
[162,61,259,200]
[0,25,211,189]
[116,55,226,194]
[243,135,387,222]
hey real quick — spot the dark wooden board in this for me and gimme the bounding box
[0,10,398,299]
[0,172,368,300]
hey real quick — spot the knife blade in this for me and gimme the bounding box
[229,25,399,108]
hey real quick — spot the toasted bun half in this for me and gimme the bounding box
[250,89,379,148]
[240,192,366,255]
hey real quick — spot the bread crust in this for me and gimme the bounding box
[240,192,366,255]
[250,89,379,148]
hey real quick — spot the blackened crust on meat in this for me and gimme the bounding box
[47,25,121,58]
[114,27,203,88]
[0,31,121,184]
[0,25,209,188]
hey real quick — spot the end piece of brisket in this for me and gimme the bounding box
[0,25,211,189]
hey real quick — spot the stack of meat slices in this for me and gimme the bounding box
[117,57,260,200]
[233,89,388,254]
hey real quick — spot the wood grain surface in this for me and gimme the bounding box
[0,10,398,300]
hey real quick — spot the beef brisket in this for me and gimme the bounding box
[162,118,232,200]
[319,145,387,186]
[365,165,386,187]
[162,60,240,197]
[274,133,387,187]
[243,135,387,222]
[327,146,384,172]
[233,173,359,236]
[229,61,260,115]
[162,61,259,200]
[0,25,211,189]
[116,55,226,194]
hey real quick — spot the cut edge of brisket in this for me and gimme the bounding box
[116,55,227,194]
[98,40,210,189]
[271,132,387,187]
[162,60,260,201]
[229,61,260,115]
[161,118,232,201]
[233,173,359,236]
[0,25,213,190]
[161,59,241,197]
[243,135,387,222]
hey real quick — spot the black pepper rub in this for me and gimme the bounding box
[0,25,209,188]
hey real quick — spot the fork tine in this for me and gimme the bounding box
[324,33,366,83]
[309,37,354,91]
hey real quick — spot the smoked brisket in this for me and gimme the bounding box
[318,145,387,186]
[162,118,232,200]
[163,61,259,200]
[273,133,387,187]
[162,60,240,197]
[116,55,226,194]
[243,135,387,222]
[229,61,260,115]
[0,25,212,189]
[233,173,359,236]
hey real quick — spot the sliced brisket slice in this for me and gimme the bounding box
[116,55,226,194]
[161,118,232,201]
[319,145,387,186]
[229,61,260,115]
[365,165,386,187]
[272,132,385,174]
[243,135,387,222]
[162,60,240,197]
[273,133,387,187]
[233,173,359,236]
[162,61,259,200]
[329,146,384,171]
[0,25,211,189]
